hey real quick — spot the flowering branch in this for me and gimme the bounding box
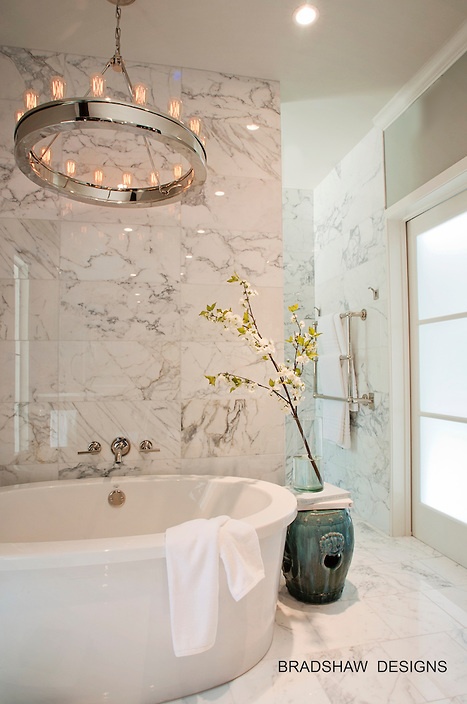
[199,273,322,484]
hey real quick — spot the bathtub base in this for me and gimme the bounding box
[0,475,297,704]
[1,535,282,704]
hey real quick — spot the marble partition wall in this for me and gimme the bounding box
[313,128,391,532]
[282,188,317,483]
[0,46,284,486]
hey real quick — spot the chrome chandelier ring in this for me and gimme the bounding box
[14,98,207,207]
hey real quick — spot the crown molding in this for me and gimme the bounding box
[374,21,467,130]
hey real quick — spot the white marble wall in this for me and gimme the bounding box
[0,46,284,485]
[313,128,391,532]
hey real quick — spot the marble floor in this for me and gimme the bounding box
[169,517,467,704]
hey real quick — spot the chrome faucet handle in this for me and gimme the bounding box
[111,437,131,463]
[77,441,102,455]
[139,440,160,453]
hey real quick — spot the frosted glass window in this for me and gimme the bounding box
[416,210,467,320]
[420,416,467,524]
[419,318,467,418]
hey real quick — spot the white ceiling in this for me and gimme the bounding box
[1,0,467,189]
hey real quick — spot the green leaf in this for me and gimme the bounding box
[205,375,217,386]
[288,303,299,312]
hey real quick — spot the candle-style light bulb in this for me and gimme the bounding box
[23,89,39,111]
[173,164,183,180]
[66,160,76,178]
[132,83,147,106]
[40,147,52,166]
[188,117,202,137]
[94,168,104,186]
[50,76,66,101]
[122,172,132,188]
[149,171,160,187]
[168,98,182,121]
[15,110,24,122]
[90,74,106,98]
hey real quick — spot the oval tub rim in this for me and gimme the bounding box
[0,474,298,570]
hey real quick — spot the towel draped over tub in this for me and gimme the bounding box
[165,515,265,657]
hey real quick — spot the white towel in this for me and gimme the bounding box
[165,515,264,657]
[317,314,357,449]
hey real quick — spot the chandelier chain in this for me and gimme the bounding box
[115,4,122,55]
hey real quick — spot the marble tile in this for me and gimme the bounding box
[182,282,284,344]
[0,462,59,487]
[182,68,280,125]
[58,456,182,480]
[59,221,181,283]
[279,587,398,651]
[0,99,22,161]
[181,453,284,484]
[0,218,60,280]
[59,278,180,341]
[58,194,181,227]
[181,395,284,459]
[425,587,467,628]
[181,338,276,400]
[365,592,462,639]
[416,557,467,587]
[0,341,59,402]
[181,173,282,233]
[59,339,179,402]
[199,118,281,181]
[181,227,282,286]
[0,159,60,219]
[381,632,467,701]
[0,280,59,342]
[0,402,59,466]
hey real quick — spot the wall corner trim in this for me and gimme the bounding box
[373,21,467,131]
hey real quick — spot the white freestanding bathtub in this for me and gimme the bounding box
[0,475,297,704]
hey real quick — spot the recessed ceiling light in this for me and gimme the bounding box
[124,227,133,232]
[246,123,260,131]
[215,190,225,197]
[293,3,319,26]
[185,254,193,259]
[197,229,206,234]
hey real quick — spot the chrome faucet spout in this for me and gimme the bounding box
[110,437,131,464]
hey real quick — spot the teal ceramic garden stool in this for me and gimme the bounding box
[282,508,354,604]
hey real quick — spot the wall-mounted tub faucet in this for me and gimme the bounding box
[77,441,102,456]
[111,437,131,464]
[139,440,160,454]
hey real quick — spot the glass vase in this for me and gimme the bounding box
[292,454,324,492]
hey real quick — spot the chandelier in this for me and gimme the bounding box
[13,0,207,207]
